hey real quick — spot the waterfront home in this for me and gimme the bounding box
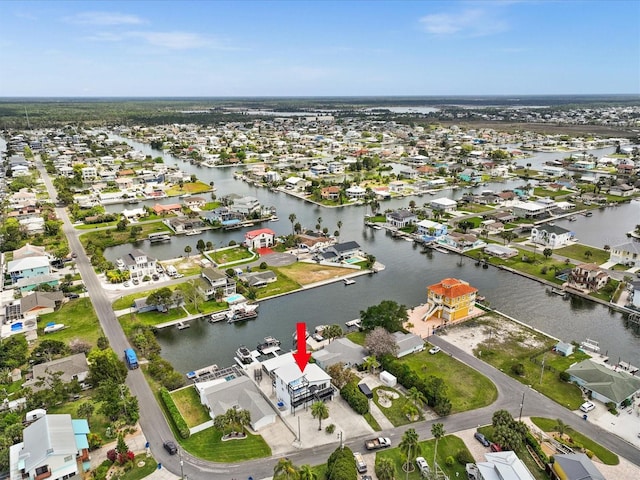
[554,341,575,357]
[9,414,91,480]
[608,242,640,268]
[388,180,407,193]
[566,359,640,409]
[386,209,417,229]
[199,268,236,300]
[608,183,635,197]
[393,332,425,358]
[430,197,457,213]
[183,196,206,209]
[372,186,391,199]
[244,228,276,250]
[163,216,205,233]
[530,224,573,249]
[426,178,447,188]
[566,263,609,292]
[152,203,182,215]
[439,232,484,251]
[474,451,536,480]
[242,270,277,287]
[320,186,341,200]
[345,185,366,199]
[311,338,367,369]
[483,244,518,259]
[416,219,447,241]
[512,201,547,219]
[284,176,308,191]
[230,196,261,216]
[24,353,89,393]
[426,278,478,323]
[631,281,640,309]
[320,241,361,263]
[116,249,157,281]
[551,453,606,480]
[195,376,276,431]
[296,232,334,252]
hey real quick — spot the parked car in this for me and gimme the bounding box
[415,457,430,476]
[123,282,130,287]
[65,293,80,299]
[132,278,140,285]
[152,274,160,281]
[429,346,441,355]
[474,432,490,447]
[163,440,178,455]
[490,443,502,452]
[580,401,595,413]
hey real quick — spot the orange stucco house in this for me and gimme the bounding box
[426,278,477,323]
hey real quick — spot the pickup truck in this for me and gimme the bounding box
[365,437,391,450]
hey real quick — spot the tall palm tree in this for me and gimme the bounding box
[337,220,343,237]
[431,422,445,469]
[406,386,426,411]
[274,457,299,480]
[399,428,420,471]
[298,465,317,480]
[375,456,395,480]
[554,418,570,440]
[311,401,329,430]
[288,213,297,235]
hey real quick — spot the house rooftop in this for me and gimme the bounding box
[567,359,640,403]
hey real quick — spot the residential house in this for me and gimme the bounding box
[345,185,366,199]
[230,196,261,216]
[430,198,457,213]
[311,338,367,369]
[440,232,484,251]
[24,353,89,393]
[309,164,328,176]
[13,244,47,260]
[609,183,635,197]
[554,341,575,357]
[512,201,547,219]
[416,219,447,241]
[483,244,519,259]
[284,176,308,191]
[566,359,640,408]
[12,291,64,322]
[327,162,344,174]
[198,268,236,300]
[163,216,204,233]
[319,241,361,263]
[152,203,182,215]
[7,256,51,284]
[566,263,609,292]
[386,210,417,229]
[15,274,60,293]
[243,270,277,288]
[81,166,97,182]
[116,249,157,281]
[183,196,207,209]
[372,186,391,199]
[426,278,478,323]
[388,180,407,193]
[320,186,341,201]
[195,376,276,431]
[631,281,640,309]
[9,414,91,480]
[244,228,276,250]
[608,242,640,267]
[530,224,573,249]
[474,451,536,480]
[392,332,425,357]
[550,453,605,480]
[267,353,334,413]
[296,233,334,252]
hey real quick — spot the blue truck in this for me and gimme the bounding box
[124,348,139,369]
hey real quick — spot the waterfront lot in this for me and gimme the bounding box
[38,296,103,346]
[276,262,358,285]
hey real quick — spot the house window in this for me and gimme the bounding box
[35,466,49,475]
[64,455,73,462]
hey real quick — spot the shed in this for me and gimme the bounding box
[380,371,397,388]
[555,341,574,357]
[358,383,373,399]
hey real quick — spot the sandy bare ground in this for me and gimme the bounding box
[278,262,357,285]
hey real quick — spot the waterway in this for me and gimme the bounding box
[104,135,640,373]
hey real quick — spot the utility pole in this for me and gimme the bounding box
[519,391,525,422]
[179,448,184,479]
[539,352,546,384]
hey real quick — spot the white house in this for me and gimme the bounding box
[345,185,366,199]
[512,201,547,219]
[530,224,573,248]
[116,249,157,281]
[9,414,91,480]
[608,242,640,267]
[244,228,276,250]
[430,198,457,213]
[475,451,536,480]
[386,210,417,228]
[416,219,447,240]
[393,332,425,357]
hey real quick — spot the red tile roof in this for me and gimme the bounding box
[245,228,276,239]
[428,278,477,298]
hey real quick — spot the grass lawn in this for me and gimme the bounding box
[530,417,619,465]
[363,412,382,431]
[117,454,158,480]
[376,435,471,480]
[276,262,357,286]
[533,188,573,199]
[38,297,103,347]
[373,386,422,427]
[469,248,568,285]
[75,221,118,229]
[211,246,256,265]
[346,331,366,346]
[165,181,212,196]
[118,308,187,333]
[471,317,584,409]
[183,298,228,316]
[170,386,211,428]
[460,204,495,214]
[254,269,302,299]
[80,221,172,249]
[180,427,271,462]
[399,349,498,413]
[554,244,609,265]
[48,394,112,439]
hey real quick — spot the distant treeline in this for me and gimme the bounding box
[0,95,638,130]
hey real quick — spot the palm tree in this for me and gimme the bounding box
[375,456,395,480]
[399,428,420,472]
[337,220,343,237]
[184,245,192,258]
[317,216,323,232]
[274,457,299,480]
[289,213,297,235]
[431,423,445,469]
[362,355,380,374]
[311,401,329,430]
[406,386,426,411]
[554,418,570,440]
[297,465,317,480]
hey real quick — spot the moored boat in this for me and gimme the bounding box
[235,346,253,364]
[257,336,281,354]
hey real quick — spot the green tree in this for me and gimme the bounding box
[375,457,396,480]
[77,402,95,426]
[289,213,297,235]
[274,457,299,480]
[554,418,571,440]
[360,300,408,332]
[298,465,317,480]
[399,428,420,471]
[311,401,329,431]
[184,245,192,257]
[543,248,553,259]
[407,386,426,411]
[87,348,127,385]
[431,423,445,468]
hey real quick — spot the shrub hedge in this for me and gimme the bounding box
[159,388,190,439]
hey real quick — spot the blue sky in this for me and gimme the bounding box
[1,1,638,97]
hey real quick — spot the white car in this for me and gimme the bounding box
[415,457,430,476]
[580,401,595,413]
[429,346,441,355]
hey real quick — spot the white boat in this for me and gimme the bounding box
[257,336,281,354]
[209,311,229,322]
[176,322,190,330]
[345,319,361,328]
[235,346,253,364]
[185,229,202,236]
[344,278,356,285]
[580,339,600,353]
[270,216,279,222]
[44,323,65,333]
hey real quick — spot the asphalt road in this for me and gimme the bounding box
[35,160,640,478]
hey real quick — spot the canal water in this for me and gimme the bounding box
[103,135,640,373]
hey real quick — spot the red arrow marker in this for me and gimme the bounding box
[293,322,311,372]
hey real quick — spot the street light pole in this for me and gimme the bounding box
[179,448,184,479]
[337,431,343,449]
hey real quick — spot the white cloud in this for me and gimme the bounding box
[420,8,508,37]
[66,11,144,26]
[129,31,213,50]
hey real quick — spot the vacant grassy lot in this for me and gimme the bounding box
[376,435,472,480]
[119,308,187,334]
[472,318,584,409]
[277,262,357,285]
[38,297,103,346]
[165,181,211,196]
[399,349,498,413]
[554,244,609,265]
[180,427,271,462]
[211,246,256,265]
[80,221,172,248]
[530,417,619,465]
[469,247,568,285]
[171,386,211,427]
[254,268,301,298]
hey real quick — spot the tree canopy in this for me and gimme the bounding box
[360,300,407,332]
